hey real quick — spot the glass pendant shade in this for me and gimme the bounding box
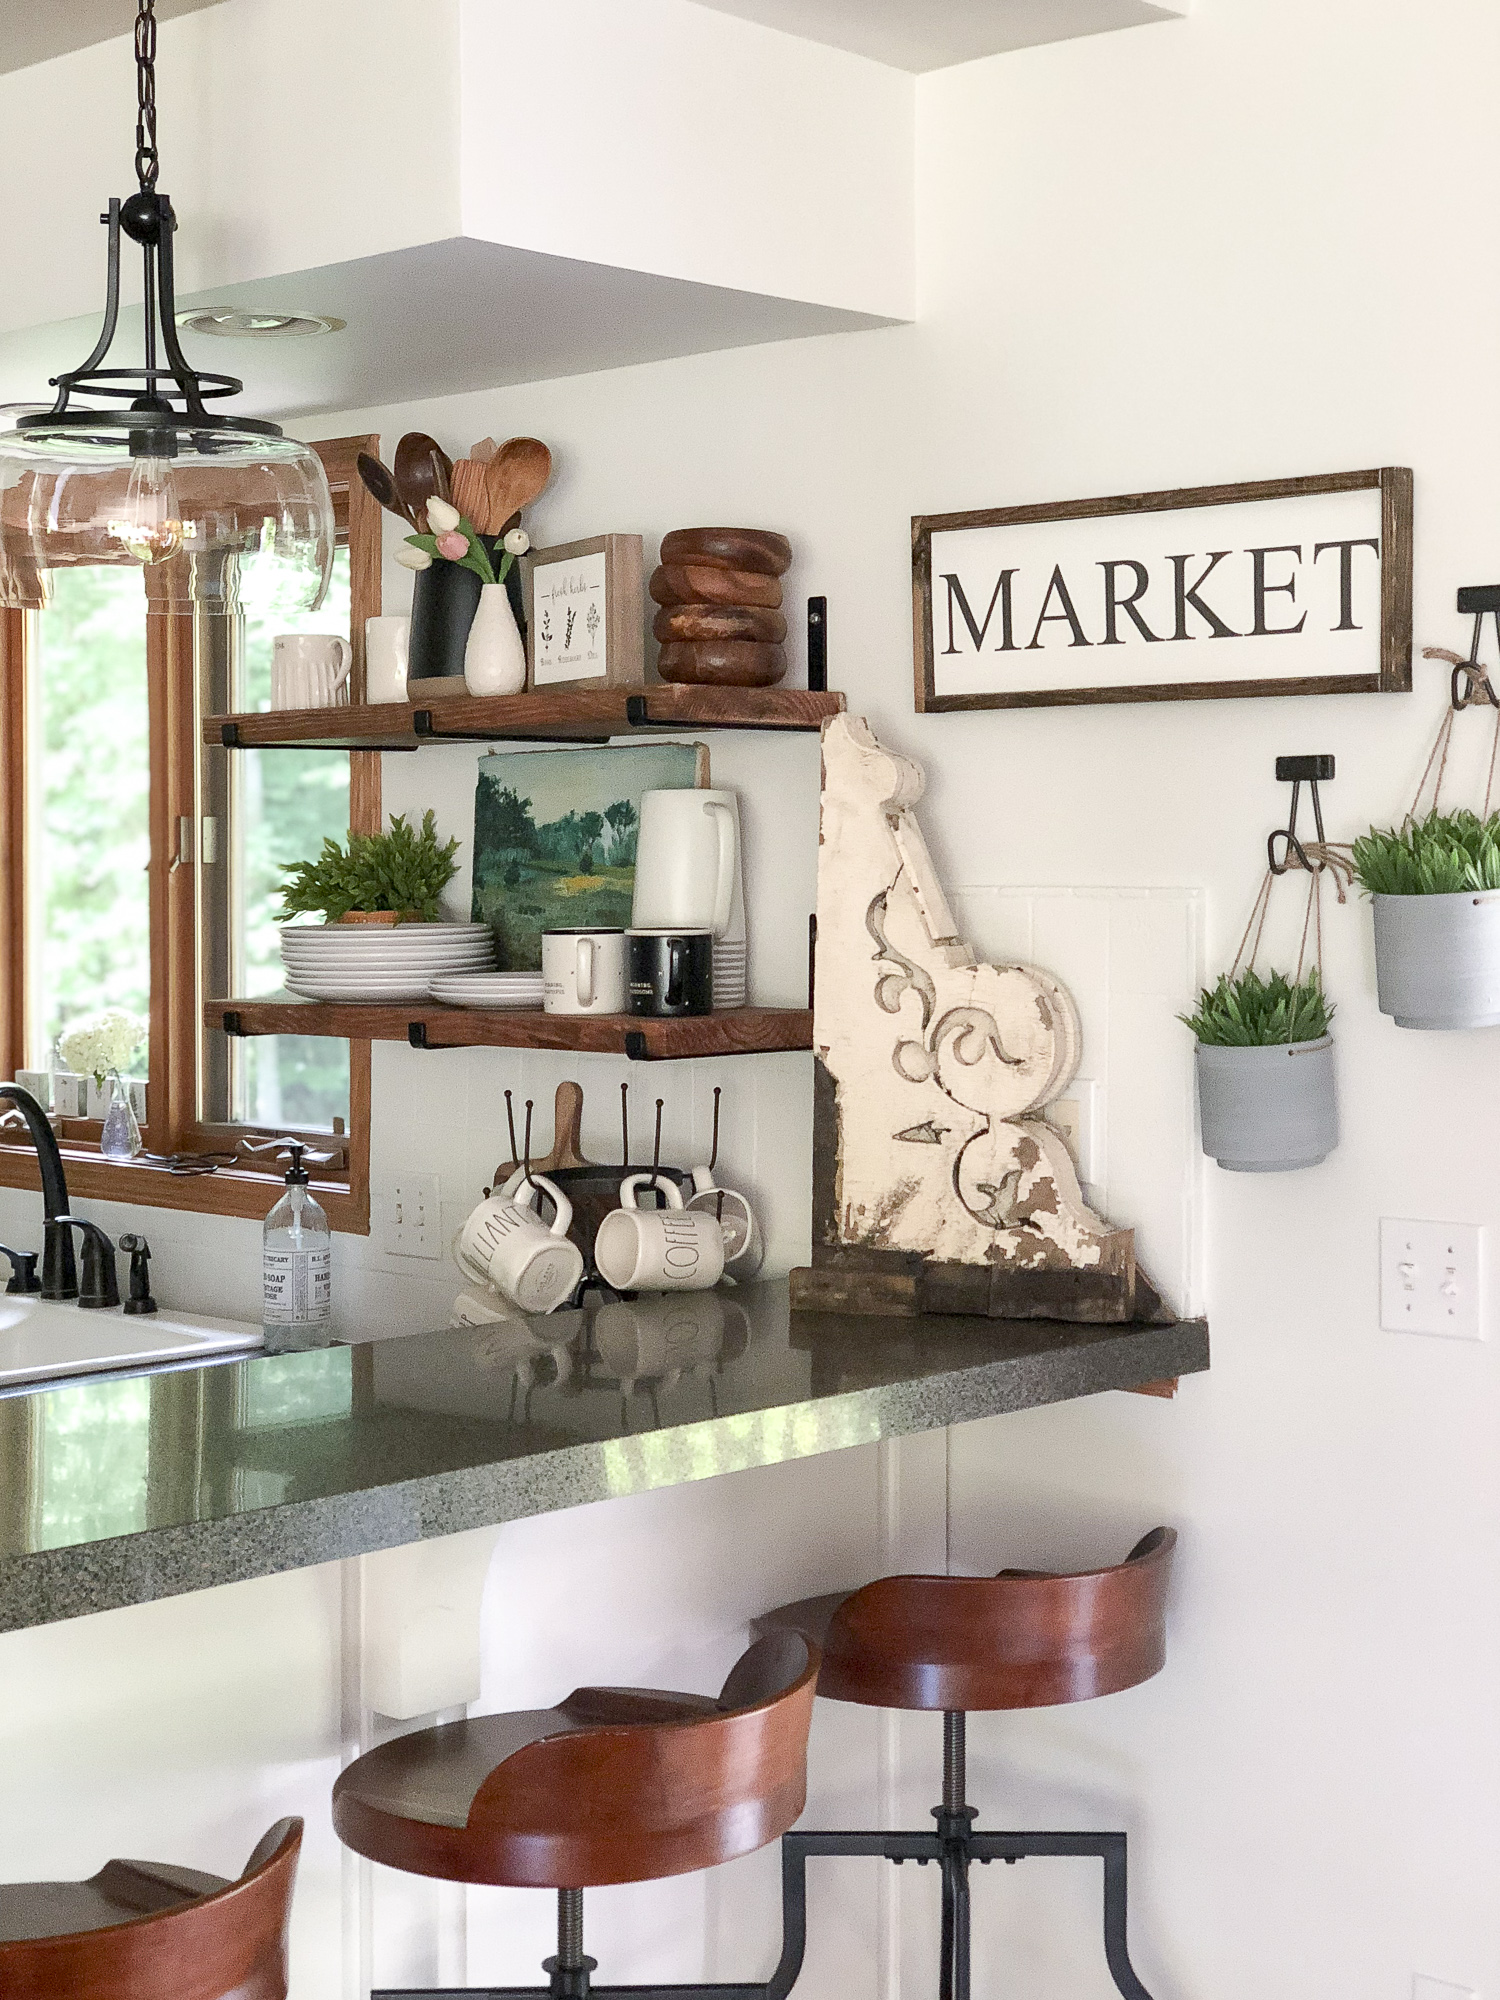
[0,0,337,617]
[0,420,334,615]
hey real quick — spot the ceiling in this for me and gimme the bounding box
[6,0,1187,81]
[0,0,224,75]
[685,0,1185,71]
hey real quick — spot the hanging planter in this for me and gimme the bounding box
[1184,768,1346,1173]
[1354,813,1500,1028]
[1185,970,1338,1173]
[1351,640,1500,1030]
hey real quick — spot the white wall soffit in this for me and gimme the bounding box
[0,0,911,413]
[686,0,1190,73]
[0,0,226,78]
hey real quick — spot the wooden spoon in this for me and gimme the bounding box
[481,437,553,535]
[356,452,418,528]
[470,437,499,463]
[394,432,454,532]
[449,458,485,524]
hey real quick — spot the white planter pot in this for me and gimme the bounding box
[1372,889,1500,1029]
[464,582,527,697]
[1195,1036,1338,1173]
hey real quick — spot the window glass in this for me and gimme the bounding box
[26,566,151,1073]
[231,548,351,1130]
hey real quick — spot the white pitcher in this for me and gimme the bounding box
[631,789,744,942]
[271,633,352,710]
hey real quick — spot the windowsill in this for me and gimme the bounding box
[0,1141,368,1234]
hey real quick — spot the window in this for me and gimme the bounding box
[0,434,381,1230]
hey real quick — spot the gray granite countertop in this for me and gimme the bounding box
[0,1281,1208,1633]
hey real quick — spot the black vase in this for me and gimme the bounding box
[408,538,527,686]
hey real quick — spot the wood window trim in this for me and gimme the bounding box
[0,434,381,1233]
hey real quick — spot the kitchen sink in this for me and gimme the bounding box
[0,1295,262,1391]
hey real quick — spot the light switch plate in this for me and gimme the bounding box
[386,1174,441,1259]
[1413,1977,1476,2000]
[1381,1219,1484,1340]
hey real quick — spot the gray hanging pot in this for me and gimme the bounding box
[1195,1036,1338,1172]
[1372,890,1500,1029]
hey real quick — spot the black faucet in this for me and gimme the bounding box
[0,1083,76,1300]
[54,1218,120,1309]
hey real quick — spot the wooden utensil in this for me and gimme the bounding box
[650,563,783,610]
[450,458,485,524]
[654,603,787,645]
[393,432,453,533]
[356,452,418,528]
[659,527,792,577]
[480,437,553,535]
[470,437,499,463]
[657,639,787,687]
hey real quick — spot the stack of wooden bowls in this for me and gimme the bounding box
[650,528,792,686]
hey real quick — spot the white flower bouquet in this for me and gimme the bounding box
[58,1010,146,1088]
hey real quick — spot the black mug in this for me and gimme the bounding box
[627,930,713,1017]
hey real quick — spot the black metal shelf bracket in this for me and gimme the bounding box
[222,1011,244,1037]
[807,597,827,693]
[221,722,241,747]
[1269,754,1334,875]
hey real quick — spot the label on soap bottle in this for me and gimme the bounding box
[263,1248,332,1326]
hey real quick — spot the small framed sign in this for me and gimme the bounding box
[524,533,645,691]
[913,468,1413,712]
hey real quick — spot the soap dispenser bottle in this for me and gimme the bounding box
[262,1143,332,1350]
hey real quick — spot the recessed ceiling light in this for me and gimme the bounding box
[176,309,346,339]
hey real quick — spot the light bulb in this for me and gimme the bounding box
[111,454,184,564]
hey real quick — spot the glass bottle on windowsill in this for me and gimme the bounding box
[99,1070,143,1160]
[262,1143,333,1351]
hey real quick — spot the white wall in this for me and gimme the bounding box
[3,1,1498,1995]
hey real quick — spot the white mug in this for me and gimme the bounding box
[594,1173,727,1293]
[365,615,410,704]
[452,1169,583,1314]
[686,1167,764,1278]
[593,1292,728,1392]
[631,789,743,941]
[271,632,352,710]
[542,928,627,1015]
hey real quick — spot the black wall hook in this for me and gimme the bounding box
[1268,755,1334,874]
[1451,587,1500,710]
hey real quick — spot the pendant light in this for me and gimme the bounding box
[0,0,335,616]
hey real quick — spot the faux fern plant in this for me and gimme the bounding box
[277,810,460,923]
[1180,967,1333,1047]
[1351,808,1500,896]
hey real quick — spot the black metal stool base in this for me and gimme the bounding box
[374,1715,1155,2000]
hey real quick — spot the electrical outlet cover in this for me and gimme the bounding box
[1381,1219,1484,1340]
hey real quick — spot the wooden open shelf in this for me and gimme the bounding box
[209,998,813,1062]
[205,685,845,750]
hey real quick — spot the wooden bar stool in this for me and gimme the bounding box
[333,1631,821,2000]
[0,1817,301,2000]
[756,1528,1176,2000]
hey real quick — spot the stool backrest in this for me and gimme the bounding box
[467,1633,819,1887]
[821,1528,1176,1710]
[0,1819,301,2000]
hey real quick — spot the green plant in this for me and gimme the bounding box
[276,810,460,923]
[1180,967,1333,1047]
[1351,808,1500,895]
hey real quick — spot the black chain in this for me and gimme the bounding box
[134,0,158,190]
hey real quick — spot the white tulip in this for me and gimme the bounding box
[426,497,461,534]
[503,527,531,556]
[395,543,433,571]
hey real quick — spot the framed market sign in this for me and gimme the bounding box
[912,468,1412,712]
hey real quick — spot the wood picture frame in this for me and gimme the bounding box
[523,533,645,692]
[912,467,1413,712]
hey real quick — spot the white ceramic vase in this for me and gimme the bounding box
[464,583,527,697]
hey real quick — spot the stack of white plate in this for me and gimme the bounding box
[280,923,496,1001]
[428,970,546,1009]
[713,938,747,1010]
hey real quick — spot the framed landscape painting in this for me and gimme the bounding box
[471,741,708,968]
